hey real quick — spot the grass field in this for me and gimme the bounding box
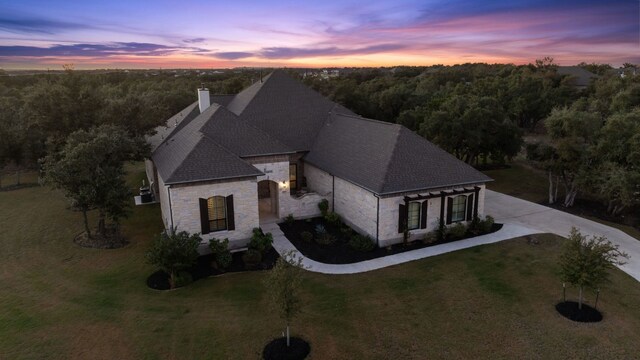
[1,163,640,359]
[484,163,640,241]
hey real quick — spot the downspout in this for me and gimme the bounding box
[332,175,335,212]
[168,185,174,230]
[375,195,380,247]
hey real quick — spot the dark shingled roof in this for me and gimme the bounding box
[151,70,491,191]
[152,106,263,184]
[306,113,491,194]
[227,71,356,151]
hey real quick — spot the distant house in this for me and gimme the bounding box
[146,71,491,249]
[557,66,597,90]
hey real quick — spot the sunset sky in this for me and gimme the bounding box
[0,0,638,69]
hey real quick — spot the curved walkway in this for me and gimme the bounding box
[263,190,640,281]
[260,222,538,275]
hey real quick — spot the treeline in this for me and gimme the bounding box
[0,69,260,185]
[300,60,640,217]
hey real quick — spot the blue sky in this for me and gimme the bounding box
[0,0,638,69]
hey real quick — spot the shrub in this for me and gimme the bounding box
[480,215,495,233]
[423,231,438,244]
[285,213,295,225]
[318,199,329,217]
[300,231,313,243]
[314,224,327,235]
[145,228,201,289]
[249,227,273,254]
[448,223,467,240]
[435,218,447,241]
[316,232,336,245]
[340,226,353,237]
[242,249,262,269]
[209,238,232,269]
[349,234,376,252]
[324,211,341,225]
[174,271,193,288]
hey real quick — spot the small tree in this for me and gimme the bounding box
[265,250,306,347]
[146,228,201,289]
[559,227,629,309]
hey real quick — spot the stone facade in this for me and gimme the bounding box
[378,184,486,247]
[333,176,378,240]
[169,178,259,248]
[305,163,334,209]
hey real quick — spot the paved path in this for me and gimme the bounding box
[485,190,640,282]
[261,190,640,280]
[260,222,538,275]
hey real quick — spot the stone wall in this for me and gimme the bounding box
[169,178,259,248]
[378,184,487,247]
[333,176,378,240]
[304,163,334,210]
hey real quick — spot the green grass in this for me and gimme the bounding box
[2,163,640,359]
[484,163,640,241]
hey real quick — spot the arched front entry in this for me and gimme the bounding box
[258,180,279,223]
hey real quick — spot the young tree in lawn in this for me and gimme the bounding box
[41,124,148,240]
[559,228,629,310]
[146,228,201,289]
[265,250,306,347]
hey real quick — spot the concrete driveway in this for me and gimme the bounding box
[485,190,640,282]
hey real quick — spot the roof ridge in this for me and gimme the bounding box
[226,72,274,115]
[331,111,400,126]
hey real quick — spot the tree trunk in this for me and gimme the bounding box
[286,325,290,347]
[578,286,583,310]
[97,211,106,236]
[83,210,92,238]
[169,271,176,289]
[563,186,578,207]
[554,176,559,202]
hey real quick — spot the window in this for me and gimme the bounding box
[407,202,421,230]
[289,164,297,192]
[451,196,467,222]
[207,196,227,231]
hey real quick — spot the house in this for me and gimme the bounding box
[557,66,597,90]
[146,70,491,249]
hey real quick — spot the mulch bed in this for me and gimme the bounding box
[147,247,280,290]
[279,217,502,264]
[263,337,310,360]
[74,230,129,249]
[555,301,603,323]
[544,198,639,232]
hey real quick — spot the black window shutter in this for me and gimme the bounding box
[446,197,453,225]
[398,203,407,233]
[420,201,428,229]
[466,194,474,221]
[199,198,210,234]
[226,195,235,231]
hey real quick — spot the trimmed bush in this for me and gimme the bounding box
[300,231,313,243]
[285,213,295,225]
[314,224,327,235]
[348,234,376,252]
[174,271,193,288]
[242,249,262,269]
[318,199,329,217]
[480,215,495,233]
[340,226,353,237]
[325,212,341,225]
[249,228,273,254]
[209,238,232,269]
[423,231,438,244]
[448,223,467,240]
[316,232,336,245]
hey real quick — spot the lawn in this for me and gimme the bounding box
[2,163,640,359]
[484,163,640,241]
